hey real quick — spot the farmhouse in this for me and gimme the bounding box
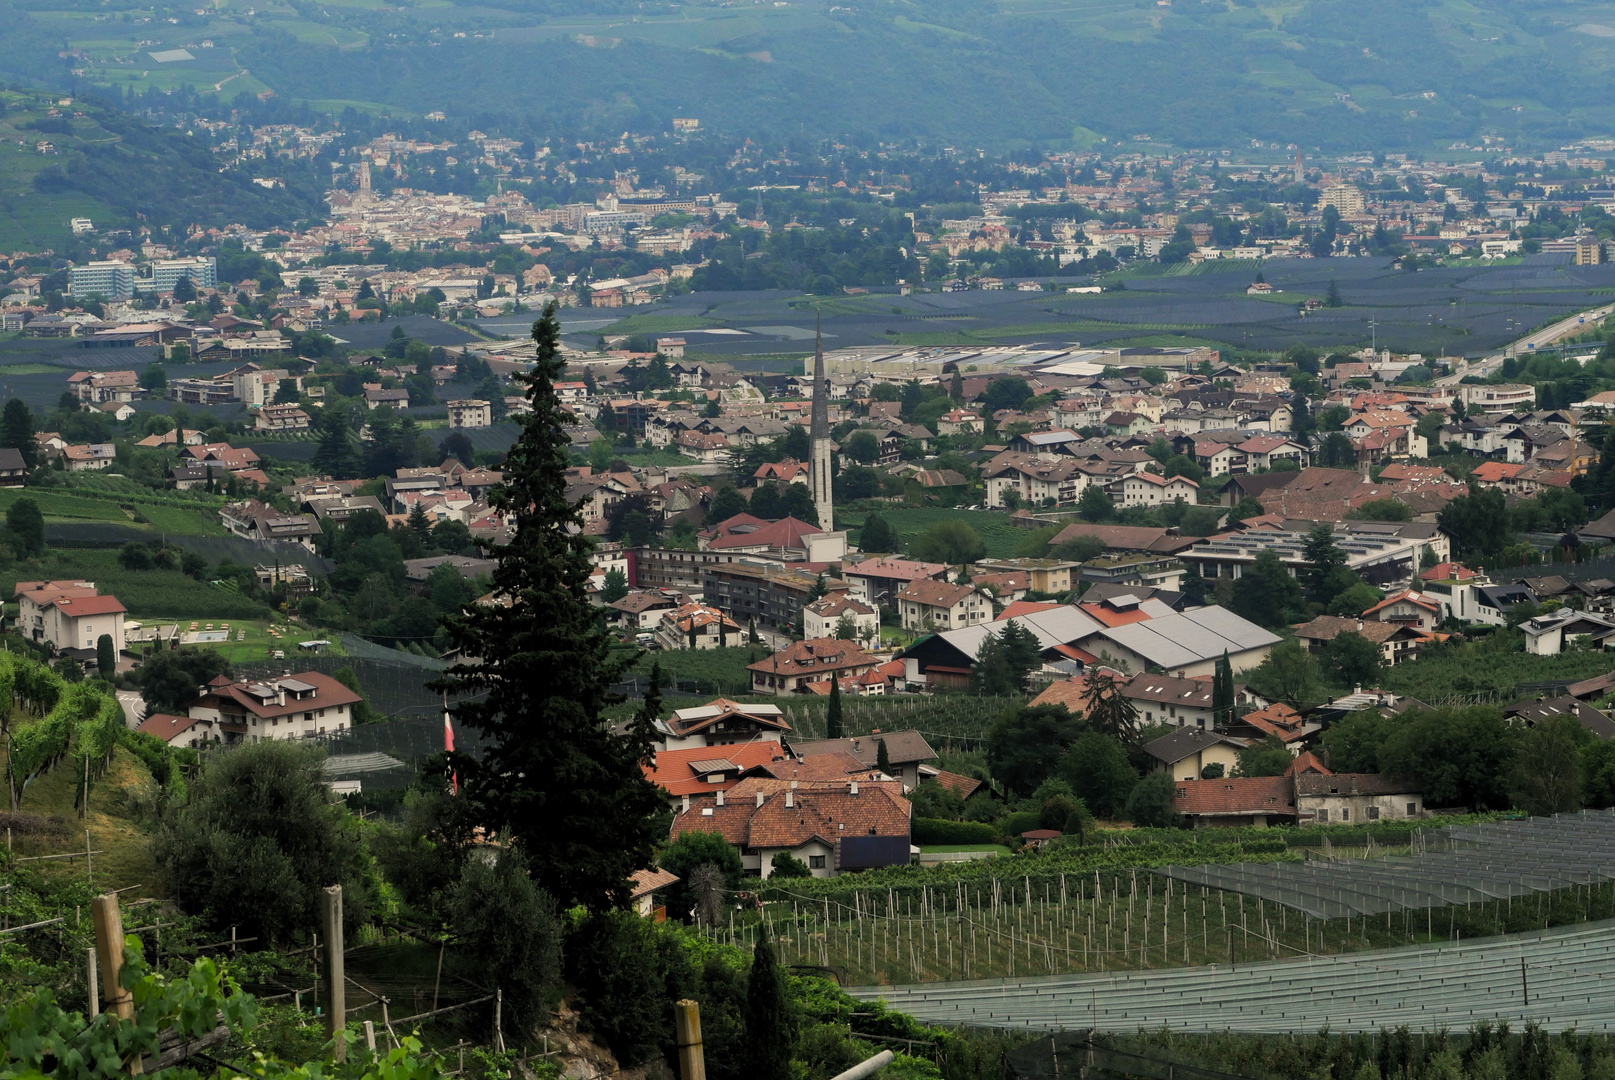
[184,672,364,742]
[13,579,126,656]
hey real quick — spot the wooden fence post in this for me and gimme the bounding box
[92,892,141,1074]
[321,885,346,1062]
[86,946,99,1019]
[674,999,706,1080]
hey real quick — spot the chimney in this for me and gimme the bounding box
[715,789,725,807]
[1356,619,1363,631]
[785,791,794,809]
[756,790,765,808]
[849,781,859,796]
[681,794,690,813]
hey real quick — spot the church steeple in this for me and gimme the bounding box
[809,316,833,531]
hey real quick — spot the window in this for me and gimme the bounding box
[1407,802,1417,816]
[1340,808,1350,822]
[808,855,826,869]
[1368,806,1380,820]
[1316,809,1329,822]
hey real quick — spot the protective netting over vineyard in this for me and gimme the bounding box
[853,920,1615,1033]
[1155,810,1615,919]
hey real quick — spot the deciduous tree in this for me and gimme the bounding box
[6,496,43,556]
[1057,733,1137,819]
[154,740,370,942]
[1321,630,1384,689]
[1377,706,1516,810]
[1511,715,1586,816]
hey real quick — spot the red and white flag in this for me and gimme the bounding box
[444,711,457,794]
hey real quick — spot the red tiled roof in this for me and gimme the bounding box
[931,769,985,799]
[133,713,202,740]
[895,578,979,609]
[644,740,786,797]
[668,785,911,850]
[1172,776,1295,816]
[744,752,879,783]
[1292,615,1406,645]
[1362,591,1440,618]
[50,594,126,616]
[1078,602,1152,627]
[1030,675,1101,713]
[1420,561,1480,582]
[844,557,950,582]
[196,672,362,720]
[630,867,679,899]
[1284,750,1332,776]
[702,513,823,551]
[746,638,878,676]
[997,600,1061,621]
[1471,461,1526,482]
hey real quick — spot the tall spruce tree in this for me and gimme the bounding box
[433,302,663,910]
[826,674,844,738]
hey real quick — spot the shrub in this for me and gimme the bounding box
[911,817,997,845]
[999,810,1041,837]
[768,852,811,878]
[153,740,372,942]
[450,847,561,1030]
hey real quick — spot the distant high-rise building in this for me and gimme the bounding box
[143,257,217,294]
[1576,231,1605,266]
[68,261,134,300]
[809,321,833,531]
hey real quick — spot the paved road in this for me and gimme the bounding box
[849,920,1615,1033]
[1435,303,1614,385]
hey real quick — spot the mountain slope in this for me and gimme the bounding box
[0,88,324,248]
[231,0,1615,149]
[11,0,1615,150]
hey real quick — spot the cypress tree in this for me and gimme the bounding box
[1213,650,1234,730]
[1,399,36,469]
[745,928,795,1078]
[876,735,892,776]
[433,302,663,911]
[826,675,843,738]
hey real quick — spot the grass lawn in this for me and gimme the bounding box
[598,447,697,468]
[6,740,159,897]
[144,618,314,665]
[0,487,226,536]
[846,506,1028,559]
